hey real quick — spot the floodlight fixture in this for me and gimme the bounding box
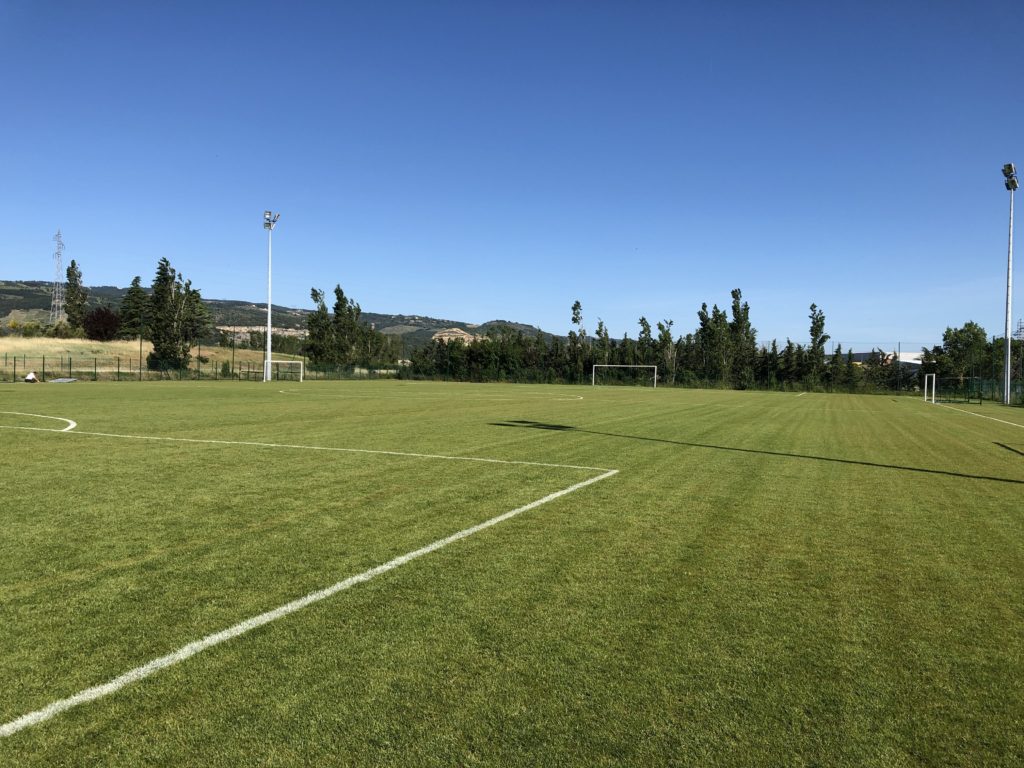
[1004,163,1019,191]
[264,210,280,230]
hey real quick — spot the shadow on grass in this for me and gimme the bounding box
[490,420,1024,485]
[995,442,1024,458]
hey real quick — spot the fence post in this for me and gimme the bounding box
[117,357,120,381]
[42,356,46,382]
[94,358,98,381]
[13,356,16,382]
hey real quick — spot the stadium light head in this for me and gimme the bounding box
[1004,163,1019,191]
[263,210,280,230]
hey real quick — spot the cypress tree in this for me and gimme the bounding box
[64,260,88,329]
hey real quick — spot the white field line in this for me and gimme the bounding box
[0,424,612,473]
[796,392,806,397]
[0,411,76,431]
[0,468,618,738]
[270,390,586,402]
[934,403,1024,430]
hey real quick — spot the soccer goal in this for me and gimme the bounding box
[268,360,304,382]
[923,373,936,403]
[591,364,658,388]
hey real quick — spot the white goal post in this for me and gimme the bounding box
[923,372,935,403]
[591,364,658,388]
[268,360,304,382]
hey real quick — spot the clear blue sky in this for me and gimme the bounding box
[2,1,1022,352]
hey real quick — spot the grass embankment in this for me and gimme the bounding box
[0,383,1021,766]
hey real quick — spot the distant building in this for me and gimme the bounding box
[216,325,307,344]
[843,350,922,368]
[431,327,480,345]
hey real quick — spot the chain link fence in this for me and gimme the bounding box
[1,354,400,383]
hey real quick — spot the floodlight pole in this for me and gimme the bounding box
[263,210,280,383]
[1006,188,1014,405]
[1003,165,1017,405]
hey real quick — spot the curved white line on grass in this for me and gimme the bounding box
[936,403,1024,429]
[796,392,806,397]
[555,396,584,401]
[0,468,618,738]
[0,426,611,472]
[0,411,76,432]
[278,390,302,395]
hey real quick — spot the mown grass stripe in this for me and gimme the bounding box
[0,468,618,738]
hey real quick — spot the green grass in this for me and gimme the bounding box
[1,381,1022,766]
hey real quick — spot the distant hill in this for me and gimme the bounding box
[0,280,553,350]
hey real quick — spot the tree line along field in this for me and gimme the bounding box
[10,269,1024,397]
[0,380,1022,766]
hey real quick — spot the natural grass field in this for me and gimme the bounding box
[1,380,1022,766]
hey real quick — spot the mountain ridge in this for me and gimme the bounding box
[0,280,554,349]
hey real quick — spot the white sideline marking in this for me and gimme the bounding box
[935,403,1024,430]
[0,468,618,738]
[0,411,76,431]
[271,391,586,402]
[0,424,611,473]
[796,392,806,397]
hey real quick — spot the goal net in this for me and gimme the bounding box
[267,360,304,382]
[936,376,982,404]
[591,364,658,388]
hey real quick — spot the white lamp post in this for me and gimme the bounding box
[1002,165,1017,405]
[263,210,280,382]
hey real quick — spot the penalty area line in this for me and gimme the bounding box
[0,468,618,738]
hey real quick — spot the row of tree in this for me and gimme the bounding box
[57,258,211,370]
[305,285,400,368]
[409,292,1023,394]
[22,265,1024,393]
[920,321,1024,383]
[408,291,843,390]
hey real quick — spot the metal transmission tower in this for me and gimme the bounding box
[49,229,66,326]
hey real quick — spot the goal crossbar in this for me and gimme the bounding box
[591,364,658,388]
